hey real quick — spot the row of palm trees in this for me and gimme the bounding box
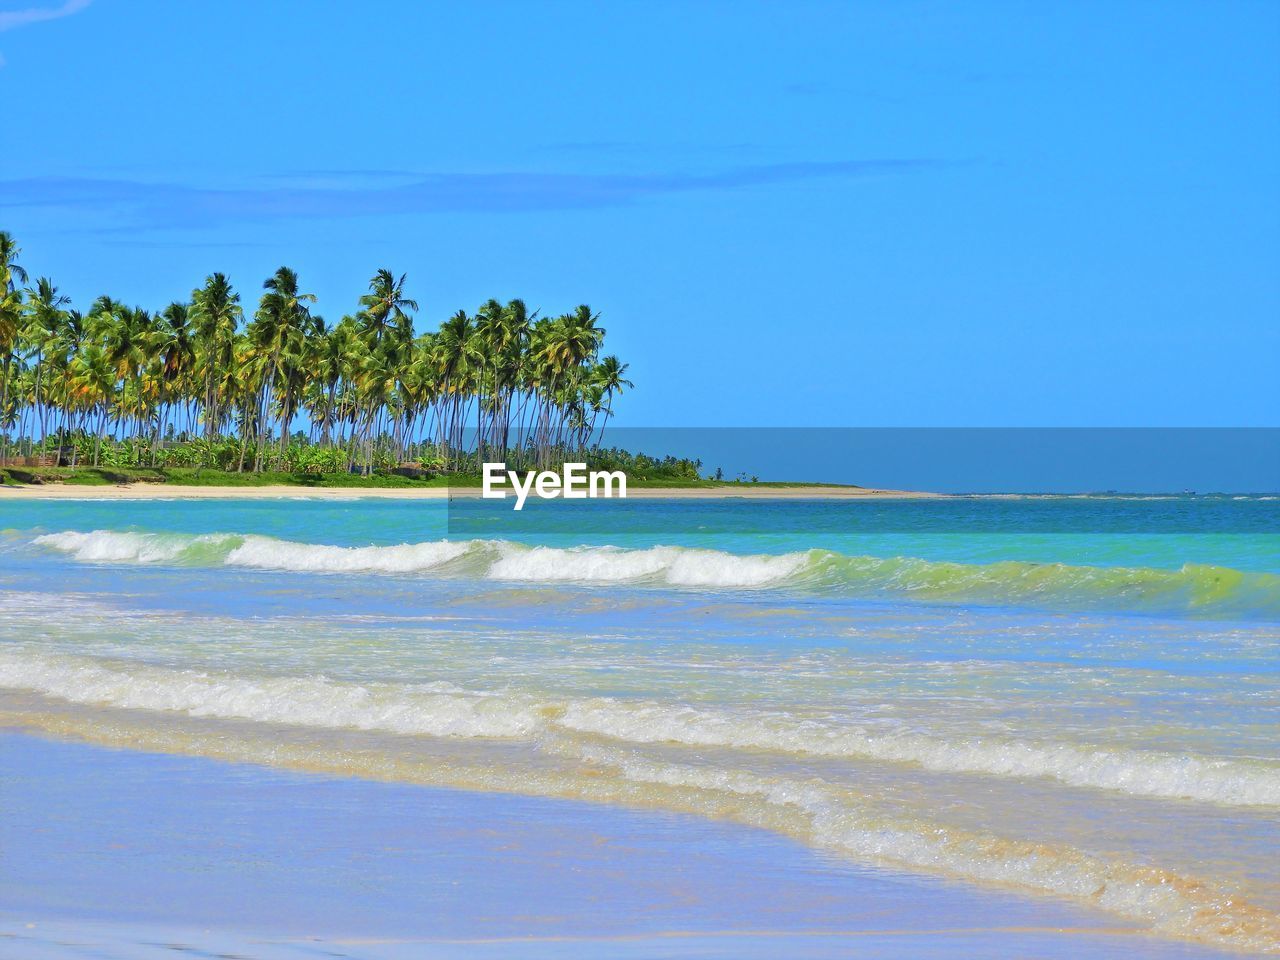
[0,232,632,472]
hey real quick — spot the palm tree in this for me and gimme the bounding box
[248,267,316,470]
[355,270,417,466]
[589,355,631,447]
[94,300,155,446]
[190,273,243,442]
[68,343,116,466]
[0,233,25,289]
[433,309,476,467]
[0,232,27,459]
[0,231,632,476]
[22,278,70,445]
[148,302,196,462]
[52,309,89,448]
[474,298,534,459]
[359,269,417,343]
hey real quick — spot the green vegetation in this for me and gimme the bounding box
[0,230,644,477]
[0,465,758,489]
[0,441,723,487]
[0,465,451,488]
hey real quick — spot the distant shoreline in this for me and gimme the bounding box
[0,482,938,501]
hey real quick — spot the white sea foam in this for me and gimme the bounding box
[0,651,541,739]
[557,699,1280,807]
[34,530,225,563]
[34,530,475,575]
[32,529,1280,619]
[225,535,472,573]
[33,530,808,588]
[2,648,1275,807]
[488,543,807,588]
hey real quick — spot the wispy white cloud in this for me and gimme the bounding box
[0,160,942,230]
[0,0,92,33]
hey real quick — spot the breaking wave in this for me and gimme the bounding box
[2,650,1276,808]
[488,543,808,587]
[32,530,475,575]
[0,651,542,739]
[32,529,1280,617]
[2,649,1278,952]
[556,699,1280,807]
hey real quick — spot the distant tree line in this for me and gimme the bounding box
[0,231,633,473]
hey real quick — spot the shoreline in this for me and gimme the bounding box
[4,729,1216,960]
[0,482,940,500]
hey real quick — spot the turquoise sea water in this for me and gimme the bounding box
[1,495,1277,953]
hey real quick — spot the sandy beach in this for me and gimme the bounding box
[0,729,1232,960]
[0,482,938,500]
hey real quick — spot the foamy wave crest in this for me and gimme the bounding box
[488,543,807,587]
[3,648,1275,807]
[33,530,806,588]
[0,651,542,738]
[225,536,472,573]
[31,529,1280,615]
[557,699,1280,807]
[34,530,232,564]
[34,530,476,575]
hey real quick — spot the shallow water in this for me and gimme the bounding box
[1,496,1277,953]
[0,732,1241,960]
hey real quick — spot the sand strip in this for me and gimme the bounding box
[0,483,938,500]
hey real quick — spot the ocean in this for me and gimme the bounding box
[1,495,1277,956]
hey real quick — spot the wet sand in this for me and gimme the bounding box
[0,730,1233,960]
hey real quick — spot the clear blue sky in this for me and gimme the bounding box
[1,0,1277,428]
